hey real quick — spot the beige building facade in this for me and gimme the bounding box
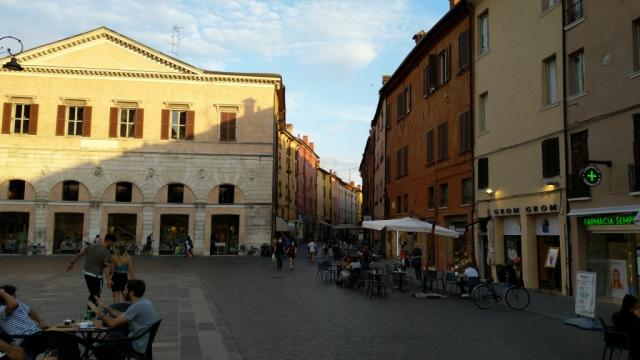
[563,0,640,300]
[0,27,283,255]
[472,0,569,293]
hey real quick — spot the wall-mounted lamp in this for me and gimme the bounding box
[0,36,24,71]
[542,180,559,186]
[485,188,494,195]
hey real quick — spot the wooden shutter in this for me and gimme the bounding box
[428,54,437,93]
[445,45,451,82]
[438,123,448,160]
[56,105,66,136]
[385,103,391,129]
[83,106,92,137]
[228,112,236,141]
[186,110,195,140]
[478,158,489,189]
[1,103,11,134]
[459,30,469,71]
[403,146,409,175]
[220,112,229,141]
[633,113,640,164]
[109,107,119,138]
[422,66,428,97]
[134,108,144,139]
[427,130,434,164]
[407,85,412,113]
[542,137,560,178]
[396,93,403,121]
[28,104,38,135]
[459,111,472,152]
[396,149,402,178]
[161,109,170,140]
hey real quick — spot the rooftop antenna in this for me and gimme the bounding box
[171,25,183,57]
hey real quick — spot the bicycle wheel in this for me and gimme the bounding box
[472,284,496,310]
[505,287,530,310]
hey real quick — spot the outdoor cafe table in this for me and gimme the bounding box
[47,322,110,360]
[391,270,407,292]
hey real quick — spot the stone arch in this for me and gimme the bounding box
[155,182,196,203]
[48,180,91,202]
[208,183,246,204]
[102,181,144,202]
[0,178,37,201]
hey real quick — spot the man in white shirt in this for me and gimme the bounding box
[458,263,480,297]
[307,240,316,263]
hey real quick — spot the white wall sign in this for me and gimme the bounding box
[502,216,521,236]
[574,272,597,319]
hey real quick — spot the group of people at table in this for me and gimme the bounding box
[0,234,158,360]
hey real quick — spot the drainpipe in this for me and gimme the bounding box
[561,2,573,295]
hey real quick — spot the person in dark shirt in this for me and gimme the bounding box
[273,237,285,271]
[612,294,640,359]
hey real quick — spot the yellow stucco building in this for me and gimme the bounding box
[471,0,568,293]
[0,27,284,255]
[276,123,299,228]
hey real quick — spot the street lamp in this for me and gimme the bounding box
[0,36,24,71]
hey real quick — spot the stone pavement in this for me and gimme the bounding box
[0,255,621,359]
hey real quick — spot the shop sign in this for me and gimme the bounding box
[493,204,557,216]
[580,164,602,188]
[574,272,597,319]
[582,214,636,226]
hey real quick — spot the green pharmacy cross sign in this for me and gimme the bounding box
[580,164,602,187]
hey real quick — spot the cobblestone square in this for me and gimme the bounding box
[0,255,614,359]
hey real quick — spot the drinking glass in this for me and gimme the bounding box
[43,349,58,360]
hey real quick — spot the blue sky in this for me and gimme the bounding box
[0,0,449,183]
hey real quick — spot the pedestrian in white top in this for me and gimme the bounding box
[307,240,316,263]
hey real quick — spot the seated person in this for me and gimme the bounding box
[0,338,25,360]
[339,256,352,285]
[457,262,479,297]
[612,295,640,358]
[0,285,47,358]
[89,279,158,359]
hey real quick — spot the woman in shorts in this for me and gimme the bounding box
[111,245,135,303]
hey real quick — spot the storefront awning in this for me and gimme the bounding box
[567,205,640,217]
[275,217,295,232]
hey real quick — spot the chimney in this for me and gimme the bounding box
[382,75,391,85]
[285,124,293,132]
[412,30,427,44]
[449,0,461,9]
[302,135,309,144]
[309,142,314,151]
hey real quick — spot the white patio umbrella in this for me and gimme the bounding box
[362,217,460,257]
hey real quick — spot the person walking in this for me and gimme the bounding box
[307,239,316,263]
[411,246,423,281]
[286,240,297,271]
[273,237,285,271]
[66,234,115,305]
[185,235,194,258]
[111,245,135,304]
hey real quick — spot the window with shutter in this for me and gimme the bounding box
[403,146,409,175]
[397,195,402,214]
[83,106,92,137]
[438,123,448,160]
[426,130,435,165]
[405,86,411,114]
[385,156,390,183]
[439,183,448,208]
[423,66,428,97]
[171,110,187,140]
[1,103,11,134]
[397,93,404,122]
[458,30,469,71]
[12,104,31,134]
[427,186,435,209]
[542,137,560,178]
[66,106,84,136]
[396,149,402,178]
[428,54,437,93]
[160,109,169,140]
[478,158,489,190]
[385,103,391,129]
[459,111,472,152]
[119,108,136,138]
[403,194,408,213]
[220,112,236,141]
[479,12,489,55]
[461,178,473,205]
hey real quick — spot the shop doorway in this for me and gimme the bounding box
[159,214,189,255]
[54,213,84,253]
[0,212,29,254]
[537,236,561,291]
[211,215,239,255]
[107,214,137,245]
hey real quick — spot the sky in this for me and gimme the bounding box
[0,0,449,184]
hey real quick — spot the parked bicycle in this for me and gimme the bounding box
[240,244,259,256]
[26,242,46,255]
[125,242,143,256]
[471,276,531,310]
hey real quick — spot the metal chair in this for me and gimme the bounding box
[91,319,162,360]
[600,317,630,360]
[423,270,439,291]
[444,272,458,293]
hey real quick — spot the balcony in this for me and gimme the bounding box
[629,163,640,193]
[568,172,590,199]
[565,0,583,25]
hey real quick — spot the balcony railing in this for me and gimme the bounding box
[565,0,583,25]
[629,163,640,193]
[568,172,591,198]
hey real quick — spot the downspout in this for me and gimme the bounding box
[466,1,478,270]
[561,2,573,295]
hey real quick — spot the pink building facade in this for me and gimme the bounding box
[296,135,318,241]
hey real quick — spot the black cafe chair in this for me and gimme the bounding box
[599,317,630,360]
[91,319,162,360]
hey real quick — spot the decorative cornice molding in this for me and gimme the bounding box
[2,66,280,85]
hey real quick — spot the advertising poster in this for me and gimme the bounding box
[609,259,628,299]
[545,247,559,268]
[574,272,597,318]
